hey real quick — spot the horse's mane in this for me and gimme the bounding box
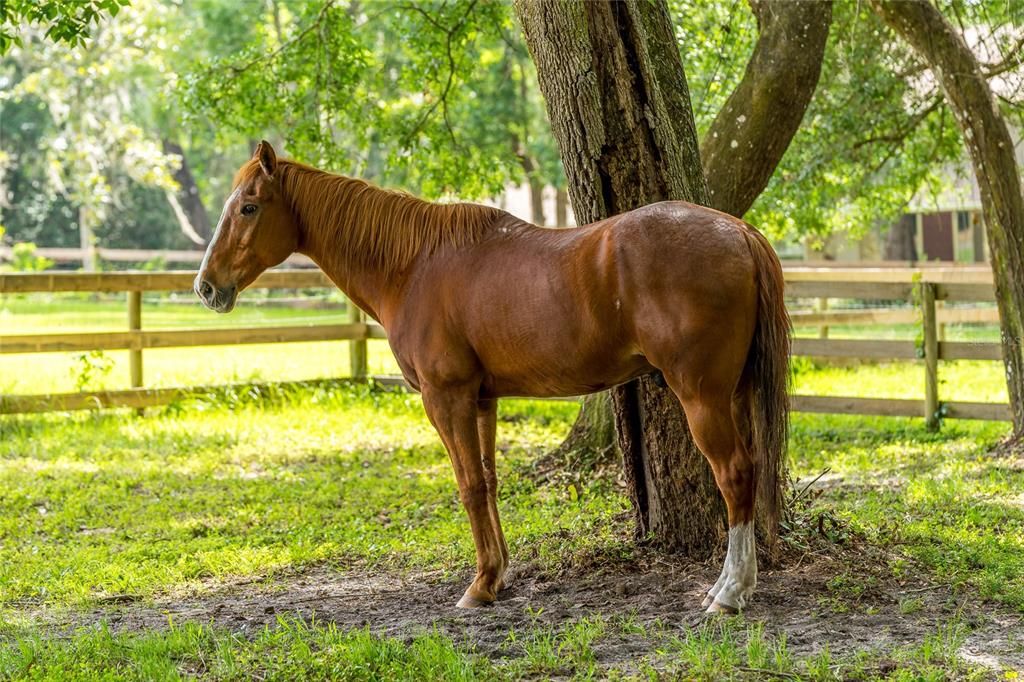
[233,159,504,275]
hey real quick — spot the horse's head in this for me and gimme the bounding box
[195,140,300,313]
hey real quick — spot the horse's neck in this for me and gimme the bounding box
[285,165,506,323]
[288,173,404,322]
[298,234,395,324]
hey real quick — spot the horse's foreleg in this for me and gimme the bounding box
[421,385,505,608]
[477,398,510,589]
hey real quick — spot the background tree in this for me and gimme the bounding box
[3,5,183,268]
[869,0,1024,434]
[0,0,129,53]
[179,0,563,207]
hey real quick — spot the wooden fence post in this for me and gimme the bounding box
[817,297,829,339]
[920,282,940,429]
[349,302,368,380]
[128,291,143,389]
[127,290,143,415]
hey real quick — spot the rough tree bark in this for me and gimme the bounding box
[516,0,726,555]
[701,0,833,216]
[163,140,212,245]
[870,0,1024,434]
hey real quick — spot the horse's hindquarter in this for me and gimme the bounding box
[613,203,759,388]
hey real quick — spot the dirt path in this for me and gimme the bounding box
[38,552,1023,673]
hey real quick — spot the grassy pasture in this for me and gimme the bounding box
[0,381,1020,679]
[0,295,1021,678]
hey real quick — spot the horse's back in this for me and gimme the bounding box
[395,202,760,397]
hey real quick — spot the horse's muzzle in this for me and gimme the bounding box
[195,276,237,314]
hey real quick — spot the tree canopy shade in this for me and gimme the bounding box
[6,0,1022,261]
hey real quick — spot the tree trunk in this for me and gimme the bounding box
[79,205,97,272]
[701,0,833,217]
[870,0,1024,433]
[555,186,568,226]
[516,0,726,555]
[163,140,212,245]
[532,0,826,512]
[528,174,546,226]
[884,214,918,262]
[553,392,616,461]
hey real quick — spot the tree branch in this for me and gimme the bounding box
[983,33,1024,78]
[852,95,942,151]
[400,0,479,147]
[700,0,833,217]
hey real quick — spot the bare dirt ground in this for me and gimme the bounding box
[37,547,1024,675]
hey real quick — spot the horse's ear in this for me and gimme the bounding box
[254,140,277,177]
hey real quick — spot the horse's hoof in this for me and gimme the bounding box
[456,592,494,609]
[705,600,740,615]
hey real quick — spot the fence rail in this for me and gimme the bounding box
[0,246,315,267]
[0,266,1009,423]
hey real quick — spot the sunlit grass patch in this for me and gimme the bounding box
[792,358,1009,403]
[0,386,599,607]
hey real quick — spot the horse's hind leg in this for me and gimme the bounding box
[662,373,758,613]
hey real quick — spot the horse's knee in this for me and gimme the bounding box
[459,478,489,507]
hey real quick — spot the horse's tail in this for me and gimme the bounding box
[741,227,791,554]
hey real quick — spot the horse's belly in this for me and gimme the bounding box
[483,352,653,398]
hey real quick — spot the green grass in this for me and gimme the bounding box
[0,614,993,681]
[0,387,627,606]
[0,385,1020,677]
[791,358,1009,402]
[790,412,1023,609]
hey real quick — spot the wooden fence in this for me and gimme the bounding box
[0,266,1010,424]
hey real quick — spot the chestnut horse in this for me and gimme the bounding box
[196,141,790,613]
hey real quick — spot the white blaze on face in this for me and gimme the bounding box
[704,522,757,611]
[199,188,240,277]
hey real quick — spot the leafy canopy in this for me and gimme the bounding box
[0,0,129,53]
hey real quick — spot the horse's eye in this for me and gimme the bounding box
[241,204,258,216]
